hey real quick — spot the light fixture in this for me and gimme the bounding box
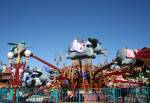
[25,50,32,57]
[7,52,14,59]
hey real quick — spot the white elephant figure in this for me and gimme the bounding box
[67,38,107,60]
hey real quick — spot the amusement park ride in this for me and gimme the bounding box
[0,38,150,102]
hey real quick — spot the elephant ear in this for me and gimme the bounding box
[93,43,102,54]
[88,38,102,47]
[0,60,3,67]
[88,38,98,44]
[117,48,127,61]
[8,42,17,46]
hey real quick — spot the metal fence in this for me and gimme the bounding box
[0,87,150,103]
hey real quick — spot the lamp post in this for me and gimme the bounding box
[7,45,32,101]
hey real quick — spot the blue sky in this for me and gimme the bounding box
[0,0,150,68]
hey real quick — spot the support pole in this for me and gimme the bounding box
[31,54,61,73]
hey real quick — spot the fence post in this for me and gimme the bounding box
[16,88,18,102]
[148,88,150,103]
[56,90,59,103]
[112,88,117,103]
[78,89,81,103]
[144,87,150,103]
[89,89,92,103]
[35,88,37,103]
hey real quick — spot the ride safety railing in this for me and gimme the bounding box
[0,87,150,103]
